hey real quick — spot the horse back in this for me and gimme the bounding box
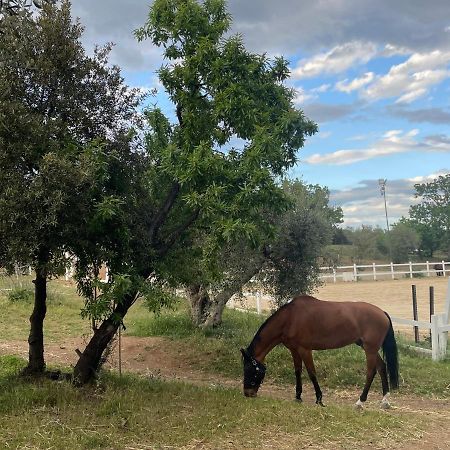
[281,296,390,351]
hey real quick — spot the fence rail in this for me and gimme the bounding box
[320,260,449,282]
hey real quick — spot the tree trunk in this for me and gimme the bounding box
[24,264,48,374]
[187,259,264,328]
[72,291,137,385]
[187,284,210,326]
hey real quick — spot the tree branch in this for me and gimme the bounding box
[149,182,180,244]
[157,208,200,256]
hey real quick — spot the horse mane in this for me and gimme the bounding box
[247,301,291,356]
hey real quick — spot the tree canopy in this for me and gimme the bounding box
[0,1,141,372]
[405,174,450,258]
[73,0,317,384]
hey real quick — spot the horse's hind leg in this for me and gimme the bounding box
[376,354,390,408]
[356,350,377,409]
[299,349,323,406]
[290,349,303,402]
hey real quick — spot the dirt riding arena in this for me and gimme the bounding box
[233,277,450,340]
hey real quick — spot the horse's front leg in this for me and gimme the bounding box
[290,349,303,402]
[300,348,324,406]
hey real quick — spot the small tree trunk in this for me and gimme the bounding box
[201,297,228,328]
[189,259,264,328]
[73,291,137,385]
[25,265,47,374]
[187,284,210,326]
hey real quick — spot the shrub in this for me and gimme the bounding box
[7,287,34,303]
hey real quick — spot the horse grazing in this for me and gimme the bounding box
[241,295,399,409]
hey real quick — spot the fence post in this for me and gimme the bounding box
[409,261,413,279]
[333,268,336,283]
[429,286,434,342]
[431,314,439,361]
[390,262,395,280]
[442,260,447,277]
[437,314,447,360]
[353,264,357,281]
[412,285,419,343]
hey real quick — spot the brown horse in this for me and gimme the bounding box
[241,295,399,409]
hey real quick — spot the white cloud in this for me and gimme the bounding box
[293,87,315,105]
[311,84,331,93]
[364,50,450,103]
[335,72,374,93]
[408,171,449,183]
[305,129,421,165]
[306,129,450,166]
[382,44,411,57]
[329,177,431,228]
[292,41,378,79]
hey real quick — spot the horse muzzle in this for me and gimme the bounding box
[243,388,258,397]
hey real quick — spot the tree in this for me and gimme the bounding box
[406,174,450,258]
[345,226,384,263]
[388,223,419,263]
[0,2,141,373]
[72,0,317,384]
[186,181,342,327]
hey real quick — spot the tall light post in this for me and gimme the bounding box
[378,178,391,260]
[378,178,390,232]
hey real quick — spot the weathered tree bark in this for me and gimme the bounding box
[24,256,48,374]
[187,284,210,326]
[187,257,265,328]
[72,290,138,385]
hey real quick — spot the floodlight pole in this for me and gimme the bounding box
[378,178,391,259]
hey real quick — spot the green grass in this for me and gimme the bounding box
[0,355,426,450]
[0,276,91,342]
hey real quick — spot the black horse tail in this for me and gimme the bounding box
[382,312,399,390]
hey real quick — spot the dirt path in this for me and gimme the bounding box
[1,335,449,449]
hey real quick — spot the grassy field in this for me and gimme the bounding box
[1,276,450,449]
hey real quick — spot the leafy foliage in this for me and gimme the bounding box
[0,1,141,274]
[405,174,450,258]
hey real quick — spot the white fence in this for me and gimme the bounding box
[391,277,450,361]
[320,260,449,283]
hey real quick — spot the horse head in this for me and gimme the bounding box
[240,348,266,397]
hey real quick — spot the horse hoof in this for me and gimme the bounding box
[381,394,391,409]
[295,398,302,403]
[316,400,325,407]
[355,399,364,410]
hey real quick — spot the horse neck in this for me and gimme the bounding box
[249,310,285,363]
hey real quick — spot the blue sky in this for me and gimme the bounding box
[71,0,450,228]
